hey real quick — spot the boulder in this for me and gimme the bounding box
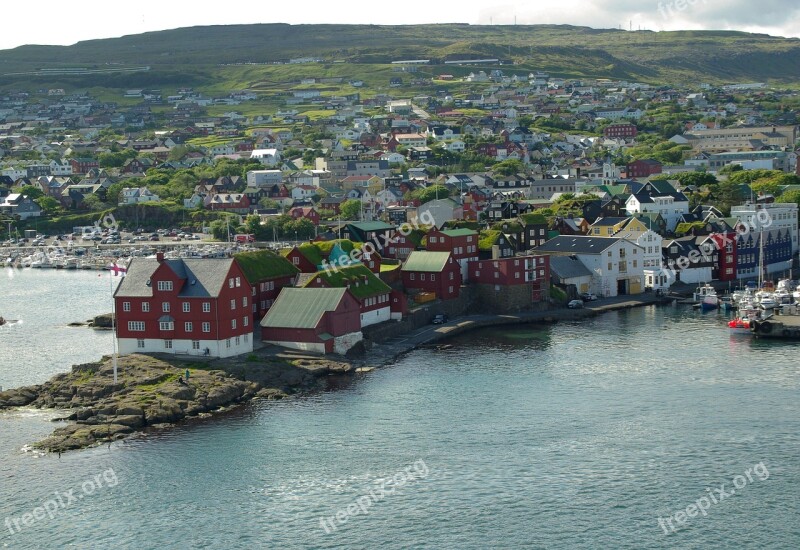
[108,415,145,429]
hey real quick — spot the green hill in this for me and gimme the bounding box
[1,23,798,91]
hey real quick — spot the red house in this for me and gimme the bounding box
[401,251,462,301]
[603,123,638,139]
[290,206,321,226]
[114,254,254,358]
[468,255,551,300]
[426,227,480,282]
[260,288,362,354]
[707,232,738,282]
[301,264,392,327]
[234,250,300,324]
[69,158,99,175]
[207,193,251,214]
[626,159,663,179]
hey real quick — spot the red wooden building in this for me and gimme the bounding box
[626,159,663,179]
[468,255,551,301]
[301,264,392,327]
[234,250,300,324]
[114,254,254,358]
[260,288,362,354]
[603,123,638,139]
[401,251,462,301]
[289,206,321,226]
[425,227,480,282]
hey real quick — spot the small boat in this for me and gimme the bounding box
[758,295,778,310]
[728,307,763,335]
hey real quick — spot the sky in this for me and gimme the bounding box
[0,0,798,50]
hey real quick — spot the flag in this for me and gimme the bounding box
[110,263,127,277]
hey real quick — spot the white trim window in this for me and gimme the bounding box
[128,321,145,332]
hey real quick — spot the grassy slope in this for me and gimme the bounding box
[0,24,798,96]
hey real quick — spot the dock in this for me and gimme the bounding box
[750,314,800,339]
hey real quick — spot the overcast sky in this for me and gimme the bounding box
[1,0,798,50]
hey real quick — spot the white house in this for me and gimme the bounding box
[617,229,667,290]
[415,198,463,228]
[246,170,283,187]
[536,236,646,297]
[625,183,690,232]
[251,148,281,167]
[119,187,160,205]
[291,185,317,200]
[380,152,406,164]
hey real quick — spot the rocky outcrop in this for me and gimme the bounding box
[0,352,350,453]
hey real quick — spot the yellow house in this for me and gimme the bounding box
[589,217,630,237]
[341,175,383,194]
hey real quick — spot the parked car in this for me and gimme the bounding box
[567,300,584,309]
[580,293,598,302]
[431,314,449,324]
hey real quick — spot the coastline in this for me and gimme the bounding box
[0,294,666,452]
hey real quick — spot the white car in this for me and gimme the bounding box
[567,300,584,309]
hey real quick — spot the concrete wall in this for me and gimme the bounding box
[118,336,253,358]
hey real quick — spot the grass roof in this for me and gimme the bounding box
[234,250,299,282]
[478,230,501,251]
[519,213,547,225]
[302,263,390,299]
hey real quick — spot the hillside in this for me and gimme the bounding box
[0,24,799,91]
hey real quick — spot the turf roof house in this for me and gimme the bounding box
[401,251,462,301]
[114,255,254,358]
[283,240,382,274]
[341,221,395,255]
[260,288,362,355]
[478,230,516,260]
[300,264,392,327]
[234,250,300,324]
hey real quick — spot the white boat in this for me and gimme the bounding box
[758,295,778,309]
[694,284,718,309]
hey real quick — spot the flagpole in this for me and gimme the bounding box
[110,266,118,384]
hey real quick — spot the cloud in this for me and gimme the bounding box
[475,0,800,37]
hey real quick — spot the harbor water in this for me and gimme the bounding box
[1,269,798,549]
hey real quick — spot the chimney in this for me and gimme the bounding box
[156,252,165,262]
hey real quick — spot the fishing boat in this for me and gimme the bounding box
[693,284,718,310]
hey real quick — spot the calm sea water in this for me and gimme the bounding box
[1,274,799,549]
[0,268,119,391]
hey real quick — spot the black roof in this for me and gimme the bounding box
[537,236,623,254]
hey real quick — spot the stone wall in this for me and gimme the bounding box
[469,284,552,314]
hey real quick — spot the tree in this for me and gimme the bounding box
[493,159,524,176]
[777,189,800,207]
[81,194,106,212]
[414,185,451,204]
[340,199,362,221]
[105,182,126,206]
[258,198,280,209]
[674,172,717,187]
[19,185,44,200]
[35,196,60,214]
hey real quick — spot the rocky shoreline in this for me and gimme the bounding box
[0,351,353,453]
